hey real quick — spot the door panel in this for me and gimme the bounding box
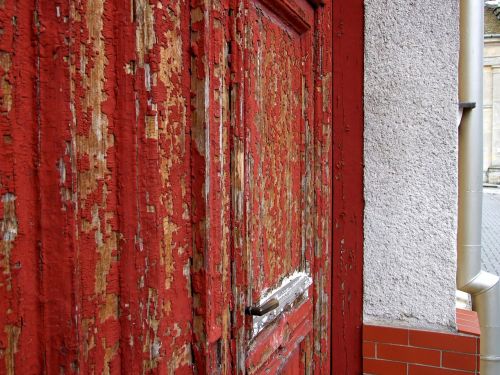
[246,301,312,372]
[245,0,312,298]
[231,0,317,372]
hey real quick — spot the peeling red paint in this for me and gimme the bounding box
[312,2,333,373]
[1,0,194,373]
[0,0,337,373]
[229,0,332,373]
[0,1,43,373]
[190,0,233,371]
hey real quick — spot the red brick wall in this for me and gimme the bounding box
[363,309,481,375]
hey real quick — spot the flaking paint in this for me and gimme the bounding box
[0,0,334,373]
[229,1,332,373]
[0,0,194,372]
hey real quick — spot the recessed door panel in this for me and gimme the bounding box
[231,0,317,372]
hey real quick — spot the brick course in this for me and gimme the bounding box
[363,309,480,375]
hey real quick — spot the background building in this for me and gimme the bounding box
[484,6,500,184]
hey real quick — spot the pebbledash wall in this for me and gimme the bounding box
[363,1,481,374]
[364,0,459,331]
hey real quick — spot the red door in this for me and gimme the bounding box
[0,0,341,372]
[230,1,323,372]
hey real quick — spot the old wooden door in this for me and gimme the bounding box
[230,0,324,373]
[0,0,334,372]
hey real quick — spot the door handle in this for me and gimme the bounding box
[245,298,279,316]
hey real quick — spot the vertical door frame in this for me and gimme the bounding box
[332,0,365,374]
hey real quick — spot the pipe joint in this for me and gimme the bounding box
[458,270,500,296]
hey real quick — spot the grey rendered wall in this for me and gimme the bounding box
[364,1,460,330]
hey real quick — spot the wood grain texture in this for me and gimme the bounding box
[190,0,233,372]
[230,0,333,373]
[0,0,336,373]
[0,1,194,373]
[312,1,333,373]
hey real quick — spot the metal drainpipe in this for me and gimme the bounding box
[458,1,500,373]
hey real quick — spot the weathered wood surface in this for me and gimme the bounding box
[229,0,332,373]
[190,0,233,371]
[0,0,334,373]
[0,1,193,373]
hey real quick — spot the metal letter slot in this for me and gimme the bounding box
[245,298,279,316]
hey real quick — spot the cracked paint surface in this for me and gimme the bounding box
[0,1,42,373]
[245,2,307,296]
[230,0,332,373]
[1,0,194,373]
[191,0,233,372]
[0,0,333,373]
